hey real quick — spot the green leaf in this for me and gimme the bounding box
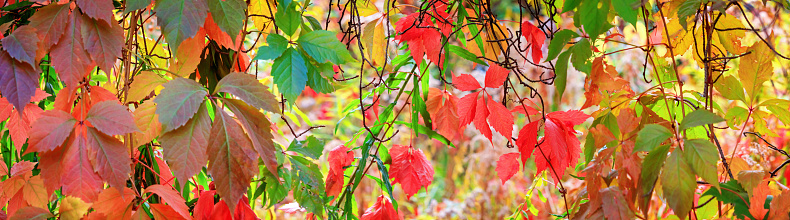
[254,34,289,61]
[208,0,247,42]
[154,0,208,53]
[714,75,746,102]
[660,149,696,220]
[702,181,753,219]
[578,0,612,38]
[570,38,592,73]
[289,155,325,217]
[554,50,572,104]
[676,0,701,29]
[448,45,487,66]
[639,144,670,213]
[306,63,335,94]
[634,124,673,152]
[287,136,325,160]
[124,0,151,13]
[262,167,290,207]
[761,99,790,125]
[297,30,356,64]
[683,139,720,189]
[679,109,724,131]
[546,30,578,62]
[562,0,583,13]
[272,48,308,103]
[275,2,300,36]
[612,0,639,26]
[154,78,208,132]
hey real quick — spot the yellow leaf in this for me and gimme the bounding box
[716,14,748,54]
[739,41,775,103]
[357,0,379,17]
[60,196,92,220]
[249,0,277,33]
[22,175,48,208]
[362,18,387,67]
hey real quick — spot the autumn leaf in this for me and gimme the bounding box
[0,50,39,114]
[85,127,132,191]
[361,195,400,220]
[86,101,139,136]
[600,186,634,220]
[154,0,208,53]
[154,78,208,132]
[215,72,281,112]
[133,101,163,145]
[76,0,114,25]
[394,13,442,66]
[207,0,246,43]
[79,13,125,72]
[749,180,771,219]
[128,71,168,102]
[222,98,279,178]
[169,29,207,77]
[146,184,191,220]
[581,57,632,109]
[661,149,695,220]
[92,187,136,219]
[1,26,39,66]
[496,153,520,184]
[362,19,387,67]
[207,107,258,211]
[453,64,515,145]
[534,110,590,182]
[27,3,70,51]
[159,102,211,183]
[389,145,434,199]
[50,11,96,89]
[60,196,92,220]
[27,110,76,153]
[150,204,187,220]
[516,121,539,165]
[326,146,354,197]
[739,41,775,104]
[425,88,461,141]
[9,207,52,220]
[521,21,545,63]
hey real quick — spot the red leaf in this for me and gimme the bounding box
[534,110,590,182]
[223,98,279,179]
[9,161,35,177]
[1,26,39,66]
[326,146,354,197]
[361,195,400,220]
[452,73,481,91]
[487,100,514,142]
[146,184,191,220]
[204,13,242,50]
[516,121,540,165]
[27,110,76,153]
[426,88,461,140]
[496,153,520,184]
[7,103,43,149]
[76,0,115,25]
[484,64,509,88]
[0,50,39,114]
[394,13,443,66]
[50,11,96,89]
[154,78,208,132]
[170,29,206,77]
[150,204,187,220]
[194,190,216,220]
[457,91,479,126]
[749,180,771,219]
[159,102,211,182]
[79,13,124,72]
[92,187,136,219]
[207,108,258,212]
[473,95,492,144]
[86,101,139,136]
[155,156,176,185]
[58,130,104,202]
[600,186,634,220]
[389,145,434,199]
[9,206,52,220]
[85,127,132,191]
[27,3,70,51]
[521,21,545,63]
[328,146,354,175]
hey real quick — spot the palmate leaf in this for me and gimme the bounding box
[85,101,139,136]
[154,0,208,53]
[207,106,258,212]
[254,34,289,61]
[85,127,132,191]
